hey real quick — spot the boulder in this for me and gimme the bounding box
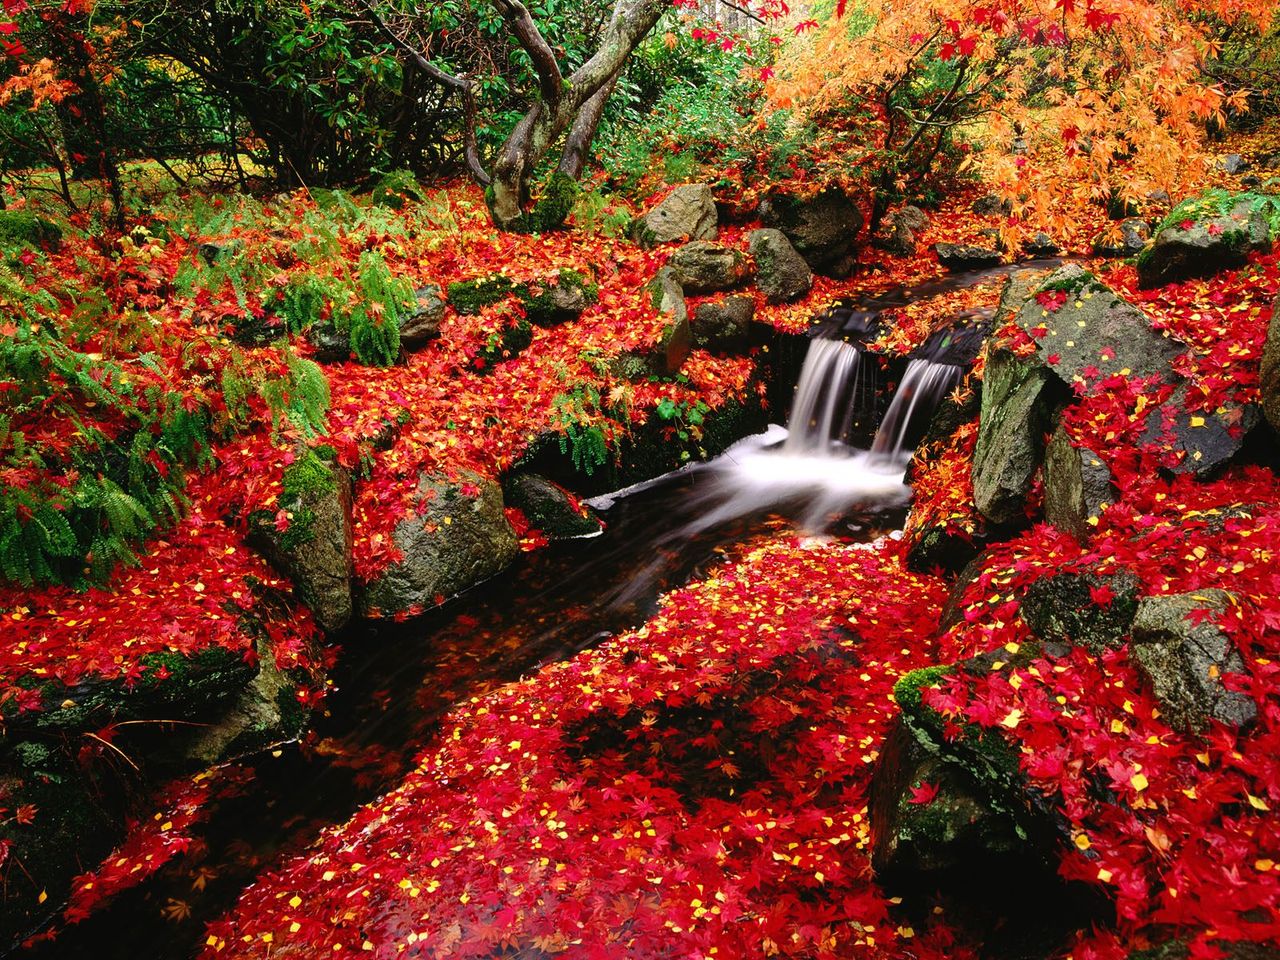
[972,347,1057,524]
[1019,569,1139,654]
[1257,296,1280,432]
[503,473,603,539]
[611,268,692,380]
[522,270,598,327]
[1023,231,1061,257]
[874,218,916,257]
[1043,422,1114,539]
[1130,590,1257,732]
[760,187,863,274]
[1138,381,1260,476]
[632,184,718,247]
[666,241,751,294]
[1093,218,1151,258]
[359,471,519,617]
[897,205,930,231]
[748,228,812,303]
[400,283,446,350]
[250,450,354,633]
[1218,153,1247,175]
[1137,194,1273,289]
[1010,264,1182,386]
[972,193,1013,216]
[935,242,1003,271]
[691,295,756,352]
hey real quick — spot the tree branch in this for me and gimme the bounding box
[356,0,490,185]
[492,0,564,104]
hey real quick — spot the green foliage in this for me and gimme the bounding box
[550,384,612,477]
[654,394,709,461]
[369,170,425,209]
[477,318,533,369]
[340,252,411,366]
[0,212,62,249]
[1152,188,1280,237]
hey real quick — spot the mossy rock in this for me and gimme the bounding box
[447,274,526,315]
[0,211,62,248]
[493,173,580,234]
[1019,569,1139,653]
[370,170,426,209]
[1136,190,1276,289]
[476,317,533,369]
[521,270,598,327]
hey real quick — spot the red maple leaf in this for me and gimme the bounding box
[908,780,940,805]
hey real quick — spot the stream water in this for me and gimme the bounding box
[19,263,1023,959]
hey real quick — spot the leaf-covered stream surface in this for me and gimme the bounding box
[19,461,910,960]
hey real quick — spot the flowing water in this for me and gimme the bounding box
[18,272,992,960]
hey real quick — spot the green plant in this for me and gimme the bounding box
[654,394,709,461]
[550,384,612,476]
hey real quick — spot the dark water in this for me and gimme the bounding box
[24,450,905,960]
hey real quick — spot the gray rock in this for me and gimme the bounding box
[1010,264,1182,386]
[875,218,916,257]
[1094,218,1151,258]
[612,268,693,380]
[400,283,446,351]
[1020,569,1139,653]
[1044,422,1114,540]
[972,347,1057,524]
[632,184,718,247]
[1218,153,1247,175]
[503,473,603,539]
[522,270,598,327]
[935,242,1003,271]
[1138,380,1260,476]
[1259,296,1280,432]
[749,228,813,303]
[1023,232,1060,257]
[1130,590,1257,732]
[691,295,755,352]
[1137,195,1273,289]
[359,471,518,617]
[897,205,930,231]
[973,193,1013,216]
[251,454,354,633]
[760,187,863,274]
[306,322,352,363]
[1241,174,1264,190]
[667,241,751,294]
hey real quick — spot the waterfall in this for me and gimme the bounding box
[869,359,964,458]
[783,339,863,453]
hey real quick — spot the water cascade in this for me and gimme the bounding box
[783,338,865,454]
[869,358,964,458]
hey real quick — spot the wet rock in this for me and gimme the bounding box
[503,473,603,539]
[522,270,598,327]
[667,240,752,294]
[1137,193,1274,289]
[897,205,930,231]
[1138,381,1260,476]
[1044,422,1115,539]
[938,552,989,632]
[632,184,718,247]
[1020,569,1139,653]
[972,347,1057,524]
[748,228,813,303]
[359,471,519,618]
[1130,590,1257,732]
[691,295,755,352]
[250,450,354,633]
[1258,296,1280,432]
[760,187,863,275]
[399,283,446,351]
[973,193,1013,216]
[1093,218,1151,258]
[935,242,1003,271]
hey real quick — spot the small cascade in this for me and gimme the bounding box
[869,359,964,458]
[784,339,863,453]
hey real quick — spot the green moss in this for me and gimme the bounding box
[369,169,425,209]
[0,211,62,248]
[894,665,955,718]
[477,318,534,369]
[447,274,527,315]
[1034,269,1107,298]
[520,269,598,326]
[509,172,580,234]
